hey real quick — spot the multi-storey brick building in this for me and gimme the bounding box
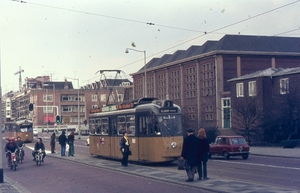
[131,34,300,134]
[3,77,132,129]
[228,67,300,142]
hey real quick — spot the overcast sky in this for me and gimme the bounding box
[1,0,300,93]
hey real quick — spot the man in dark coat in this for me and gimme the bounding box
[180,128,200,182]
[58,131,67,156]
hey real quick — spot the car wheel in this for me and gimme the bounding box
[223,152,229,160]
[242,155,249,160]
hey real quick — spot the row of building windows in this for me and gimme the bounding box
[171,92,180,99]
[171,78,180,84]
[203,88,215,96]
[205,105,213,112]
[186,67,196,75]
[171,70,180,77]
[171,85,180,92]
[186,90,197,98]
[236,79,289,98]
[186,75,196,82]
[203,72,214,80]
[203,63,214,72]
[188,106,195,112]
[158,74,166,80]
[203,80,214,88]
[188,114,214,121]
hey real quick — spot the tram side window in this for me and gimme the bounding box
[101,118,109,135]
[126,115,135,136]
[138,116,155,136]
[95,118,101,134]
[89,119,95,135]
[117,116,126,135]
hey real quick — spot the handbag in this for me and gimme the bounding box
[128,150,132,156]
[178,159,186,170]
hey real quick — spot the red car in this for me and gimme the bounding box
[209,136,250,160]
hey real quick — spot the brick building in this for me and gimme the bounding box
[2,77,132,129]
[229,67,300,142]
[131,34,300,134]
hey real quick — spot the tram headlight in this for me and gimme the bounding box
[171,142,177,149]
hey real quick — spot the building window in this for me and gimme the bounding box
[100,94,106,102]
[43,95,53,102]
[248,81,257,96]
[236,83,244,97]
[221,98,231,128]
[280,78,289,94]
[43,106,53,113]
[92,94,97,102]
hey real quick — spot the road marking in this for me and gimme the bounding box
[214,160,300,170]
[26,146,51,154]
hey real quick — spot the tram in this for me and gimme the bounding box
[88,97,183,163]
[4,119,34,143]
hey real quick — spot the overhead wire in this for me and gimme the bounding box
[12,0,300,78]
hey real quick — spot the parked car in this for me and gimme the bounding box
[33,129,38,136]
[209,135,250,160]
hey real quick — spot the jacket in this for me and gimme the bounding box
[120,136,130,153]
[58,134,67,145]
[34,142,45,151]
[181,134,200,167]
[198,138,210,162]
[67,135,75,143]
[5,142,18,152]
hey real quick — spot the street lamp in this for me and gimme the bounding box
[125,48,147,97]
[65,77,80,139]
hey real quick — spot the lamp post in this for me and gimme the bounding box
[65,77,80,139]
[0,41,4,183]
[125,48,147,97]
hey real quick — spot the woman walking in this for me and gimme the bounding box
[120,131,130,166]
[197,128,210,180]
[67,131,75,156]
[50,133,56,153]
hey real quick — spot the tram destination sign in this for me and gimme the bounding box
[159,108,178,113]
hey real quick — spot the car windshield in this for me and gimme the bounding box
[230,138,246,144]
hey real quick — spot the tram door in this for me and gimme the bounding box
[110,117,118,157]
[137,115,150,161]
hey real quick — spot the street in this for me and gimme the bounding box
[2,132,300,192]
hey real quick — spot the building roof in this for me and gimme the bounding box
[136,34,300,73]
[228,67,300,82]
[31,81,74,89]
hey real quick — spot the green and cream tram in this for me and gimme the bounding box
[88,97,183,163]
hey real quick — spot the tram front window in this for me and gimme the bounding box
[156,115,182,136]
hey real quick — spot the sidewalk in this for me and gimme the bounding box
[1,145,300,193]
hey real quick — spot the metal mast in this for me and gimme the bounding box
[14,66,24,91]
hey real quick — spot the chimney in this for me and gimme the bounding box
[64,79,69,89]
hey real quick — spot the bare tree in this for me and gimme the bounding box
[231,96,263,143]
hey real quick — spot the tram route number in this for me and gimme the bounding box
[159,108,178,113]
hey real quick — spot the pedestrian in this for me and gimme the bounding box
[58,131,67,156]
[50,133,56,153]
[197,128,210,180]
[67,131,75,156]
[120,131,131,166]
[180,128,200,182]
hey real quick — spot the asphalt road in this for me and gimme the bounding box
[3,132,299,192]
[39,132,300,191]
[2,139,212,193]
